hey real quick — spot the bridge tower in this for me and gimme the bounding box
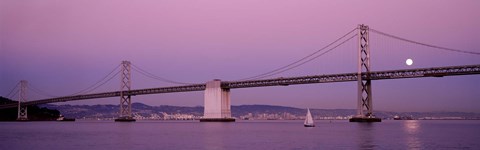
[16,80,28,121]
[115,61,136,122]
[350,24,381,122]
[200,79,235,122]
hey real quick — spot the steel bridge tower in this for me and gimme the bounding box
[350,24,381,122]
[16,80,28,121]
[115,61,136,122]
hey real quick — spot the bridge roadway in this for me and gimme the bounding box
[1,64,479,109]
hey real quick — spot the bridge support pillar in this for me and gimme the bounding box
[115,61,135,122]
[17,80,28,121]
[200,79,235,122]
[350,24,381,122]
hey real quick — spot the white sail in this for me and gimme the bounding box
[304,108,314,127]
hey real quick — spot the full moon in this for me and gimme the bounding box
[406,59,413,66]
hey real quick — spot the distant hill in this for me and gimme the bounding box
[41,102,480,120]
[0,97,60,121]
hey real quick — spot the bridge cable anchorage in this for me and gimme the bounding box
[67,64,122,96]
[370,28,480,56]
[4,82,20,99]
[131,63,195,85]
[236,27,358,81]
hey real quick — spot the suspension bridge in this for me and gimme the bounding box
[2,24,480,122]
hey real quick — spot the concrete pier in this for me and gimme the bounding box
[200,79,235,122]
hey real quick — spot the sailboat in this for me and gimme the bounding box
[304,108,315,127]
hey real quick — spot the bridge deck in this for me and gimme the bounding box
[1,64,479,109]
[224,64,480,88]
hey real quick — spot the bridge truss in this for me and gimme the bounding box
[1,64,479,110]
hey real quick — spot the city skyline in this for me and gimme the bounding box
[1,1,480,113]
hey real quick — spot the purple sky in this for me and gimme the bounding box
[1,0,480,112]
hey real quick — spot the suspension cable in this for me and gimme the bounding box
[6,90,19,100]
[67,64,122,95]
[28,85,57,98]
[22,64,122,98]
[237,28,358,81]
[4,82,20,98]
[79,70,121,95]
[247,33,357,80]
[131,64,194,85]
[370,28,480,55]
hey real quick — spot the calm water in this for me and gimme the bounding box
[1,120,479,150]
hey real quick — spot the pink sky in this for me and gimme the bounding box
[1,0,480,112]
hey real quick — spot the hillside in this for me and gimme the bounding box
[41,102,480,120]
[0,97,60,121]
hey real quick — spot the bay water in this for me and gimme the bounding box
[1,120,479,150]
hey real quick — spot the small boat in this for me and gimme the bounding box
[304,108,315,127]
[57,115,75,121]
